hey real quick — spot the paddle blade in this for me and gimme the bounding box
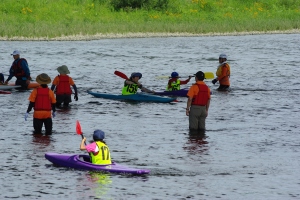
[76,120,82,135]
[204,72,214,79]
[114,70,129,80]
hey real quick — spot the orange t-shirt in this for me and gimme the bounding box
[28,87,56,119]
[187,81,211,99]
[52,75,75,86]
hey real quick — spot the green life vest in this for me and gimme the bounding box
[89,141,112,165]
[122,81,139,95]
[166,79,180,91]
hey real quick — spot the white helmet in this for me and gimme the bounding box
[219,53,227,59]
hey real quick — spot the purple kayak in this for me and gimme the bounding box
[45,152,150,175]
[155,89,188,97]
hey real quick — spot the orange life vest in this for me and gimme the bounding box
[191,84,209,106]
[34,88,52,111]
[56,75,72,95]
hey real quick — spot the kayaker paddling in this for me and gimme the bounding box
[80,129,112,165]
[122,72,155,95]
[166,71,192,91]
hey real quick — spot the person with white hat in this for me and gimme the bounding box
[211,53,231,91]
[51,65,78,108]
[25,73,56,134]
[5,50,31,90]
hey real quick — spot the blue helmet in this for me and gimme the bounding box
[93,129,105,141]
[130,72,142,79]
[171,72,179,78]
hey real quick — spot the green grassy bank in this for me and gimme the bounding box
[0,0,300,40]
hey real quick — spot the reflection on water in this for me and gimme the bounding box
[32,134,51,148]
[183,130,208,154]
[87,172,112,199]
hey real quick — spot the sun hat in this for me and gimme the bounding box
[93,129,105,141]
[11,50,20,55]
[130,72,142,79]
[219,53,227,59]
[57,65,70,74]
[194,71,205,81]
[36,73,51,84]
[171,72,179,78]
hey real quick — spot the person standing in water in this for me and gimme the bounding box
[212,53,231,91]
[51,65,78,108]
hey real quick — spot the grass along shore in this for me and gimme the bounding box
[0,0,300,41]
[1,29,300,41]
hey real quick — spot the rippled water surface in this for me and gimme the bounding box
[0,34,299,199]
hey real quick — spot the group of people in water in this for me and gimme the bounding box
[1,50,230,165]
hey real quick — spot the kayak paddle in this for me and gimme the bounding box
[156,72,215,80]
[76,120,86,145]
[114,70,129,80]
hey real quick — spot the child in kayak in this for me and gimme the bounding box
[80,129,112,165]
[122,72,154,95]
[167,72,192,91]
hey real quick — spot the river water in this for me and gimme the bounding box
[0,34,299,199]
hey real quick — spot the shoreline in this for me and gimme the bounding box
[1,29,299,41]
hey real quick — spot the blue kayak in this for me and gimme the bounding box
[87,90,176,103]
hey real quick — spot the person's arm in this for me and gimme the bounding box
[26,102,35,113]
[180,76,192,85]
[186,97,192,116]
[141,86,155,93]
[5,66,14,83]
[72,84,78,101]
[80,137,87,151]
[206,99,210,113]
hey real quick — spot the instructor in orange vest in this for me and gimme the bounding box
[212,53,231,91]
[186,71,211,132]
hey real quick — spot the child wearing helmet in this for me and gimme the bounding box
[166,71,192,91]
[122,72,155,95]
[80,129,112,165]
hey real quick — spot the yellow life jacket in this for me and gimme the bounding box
[122,81,138,95]
[166,79,180,91]
[89,141,112,165]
